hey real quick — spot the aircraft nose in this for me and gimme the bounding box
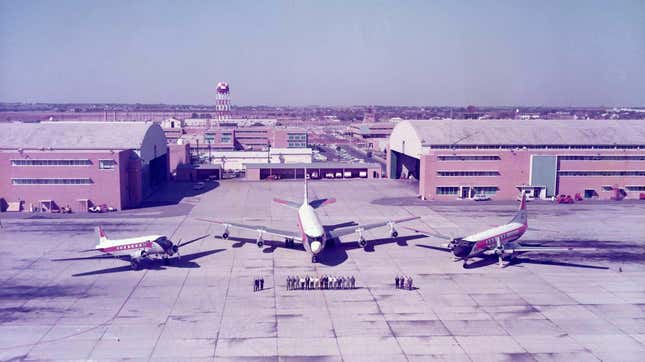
[310,241,322,253]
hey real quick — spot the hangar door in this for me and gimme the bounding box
[390,150,420,180]
[149,154,168,187]
[530,155,557,197]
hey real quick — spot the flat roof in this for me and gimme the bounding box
[0,121,162,150]
[245,162,381,169]
[397,119,645,146]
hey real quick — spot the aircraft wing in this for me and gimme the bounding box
[329,216,420,239]
[197,218,303,241]
[401,226,453,241]
[272,198,300,209]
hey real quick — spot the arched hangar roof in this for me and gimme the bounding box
[0,121,167,155]
[389,119,645,157]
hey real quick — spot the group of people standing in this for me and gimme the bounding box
[395,275,414,290]
[253,276,265,292]
[286,275,356,290]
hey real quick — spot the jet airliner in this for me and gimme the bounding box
[199,175,420,263]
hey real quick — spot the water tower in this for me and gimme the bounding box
[215,82,231,126]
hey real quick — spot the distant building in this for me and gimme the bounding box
[388,119,645,200]
[348,123,395,148]
[0,122,168,212]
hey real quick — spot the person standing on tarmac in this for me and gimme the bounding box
[260,277,264,290]
[395,275,400,289]
[350,275,355,289]
[253,278,258,292]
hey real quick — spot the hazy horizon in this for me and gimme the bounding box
[1,1,644,107]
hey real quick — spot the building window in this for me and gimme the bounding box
[438,155,501,161]
[11,159,92,166]
[428,144,645,150]
[12,178,93,185]
[436,186,459,195]
[558,171,645,176]
[559,155,645,161]
[437,171,500,177]
[625,185,645,191]
[99,160,116,169]
[472,186,499,194]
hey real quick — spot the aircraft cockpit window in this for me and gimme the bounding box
[310,236,323,242]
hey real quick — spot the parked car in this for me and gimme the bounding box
[556,194,574,204]
[473,193,491,201]
[574,193,583,201]
[89,204,116,213]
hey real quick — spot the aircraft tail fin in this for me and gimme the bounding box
[95,226,109,245]
[510,191,528,225]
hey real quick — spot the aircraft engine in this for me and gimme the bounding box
[167,244,179,256]
[140,250,148,258]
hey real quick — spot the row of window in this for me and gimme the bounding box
[436,186,499,195]
[559,171,645,176]
[436,187,459,195]
[429,145,643,150]
[11,159,116,169]
[288,142,307,148]
[559,155,645,161]
[626,186,645,191]
[437,155,501,161]
[11,159,92,166]
[12,178,94,185]
[288,134,307,141]
[437,171,500,177]
[114,242,148,251]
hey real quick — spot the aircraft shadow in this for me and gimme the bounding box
[219,234,425,267]
[417,244,451,253]
[462,255,609,270]
[71,248,225,277]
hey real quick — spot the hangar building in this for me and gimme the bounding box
[0,122,168,212]
[388,119,645,200]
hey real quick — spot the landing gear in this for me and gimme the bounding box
[391,231,398,238]
[131,259,141,270]
[311,255,318,263]
[285,238,294,248]
[222,232,229,239]
[462,259,469,269]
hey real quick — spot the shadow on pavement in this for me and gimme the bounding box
[71,248,225,277]
[139,181,219,208]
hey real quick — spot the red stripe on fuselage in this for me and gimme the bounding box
[473,225,527,251]
[296,213,307,243]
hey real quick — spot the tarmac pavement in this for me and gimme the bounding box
[1,179,644,361]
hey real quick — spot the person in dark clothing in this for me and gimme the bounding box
[395,275,400,289]
[260,277,264,290]
[254,278,258,292]
[305,275,310,290]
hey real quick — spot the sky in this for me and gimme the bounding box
[0,0,644,106]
